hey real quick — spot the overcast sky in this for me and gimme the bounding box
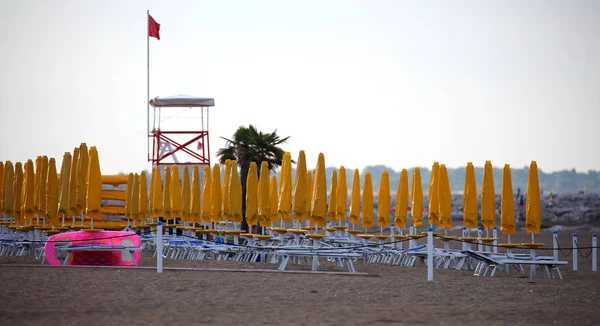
[1,0,599,175]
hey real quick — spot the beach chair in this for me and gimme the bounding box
[463,250,567,279]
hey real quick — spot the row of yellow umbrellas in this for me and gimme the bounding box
[0,143,103,228]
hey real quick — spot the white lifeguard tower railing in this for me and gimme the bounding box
[148,94,215,167]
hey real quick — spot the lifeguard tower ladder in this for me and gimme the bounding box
[148,95,215,166]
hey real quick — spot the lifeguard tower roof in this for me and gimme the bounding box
[149,94,215,107]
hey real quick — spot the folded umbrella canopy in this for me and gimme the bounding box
[278,152,292,222]
[428,162,440,226]
[58,153,72,224]
[311,153,327,226]
[190,165,201,223]
[328,170,337,222]
[463,162,478,229]
[3,161,14,216]
[228,161,242,223]
[269,175,278,224]
[481,160,496,230]
[13,162,24,225]
[77,143,88,214]
[348,169,360,226]
[258,161,270,227]
[411,168,423,227]
[221,160,232,221]
[68,148,79,218]
[501,164,515,234]
[125,173,134,220]
[201,165,212,223]
[37,157,49,218]
[85,147,102,224]
[526,161,541,234]
[162,166,172,220]
[131,173,140,221]
[377,170,391,228]
[292,150,307,224]
[139,171,149,221]
[46,158,59,226]
[245,162,259,227]
[181,166,191,223]
[150,166,163,219]
[306,170,314,224]
[336,166,347,224]
[210,163,222,222]
[22,159,36,223]
[170,165,182,221]
[362,171,374,229]
[394,168,409,229]
[0,161,4,214]
[438,164,452,229]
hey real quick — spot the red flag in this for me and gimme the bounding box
[149,15,160,40]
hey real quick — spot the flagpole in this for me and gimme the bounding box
[147,10,150,165]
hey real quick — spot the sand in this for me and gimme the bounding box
[0,230,598,325]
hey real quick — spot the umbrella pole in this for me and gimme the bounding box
[380,226,383,235]
[61,214,65,227]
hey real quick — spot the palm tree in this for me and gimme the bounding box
[217,125,290,231]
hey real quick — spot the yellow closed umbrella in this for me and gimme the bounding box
[22,159,36,223]
[32,158,40,215]
[150,166,163,219]
[68,148,79,219]
[77,143,88,214]
[292,150,307,224]
[131,173,140,221]
[377,170,391,228]
[201,165,212,223]
[13,162,24,225]
[222,160,232,221]
[438,164,452,229]
[181,166,191,223]
[258,161,270,227]
[3,162,15,217]
[210,163,222,222]
[190,165,201,223]
[170,165,182,221]
[362,171,374,229]
[336,166,347,224]
[349,169,360,226]
[37,156,48,218]
[245,162,259,227]
[428,162,440,226]
[526,161,541,234]
[162,166,172,220]
[394,169,409,229]
[411,167,423,228]
[305,170,313,225]
[311,153,327,227]
[501,164,515,235]
[463,162,478,229]
[269,175,278,224]
[328,170,337,222]
[139,171,149,221]
[278,152,292,222]
[46,158,59,227]
[57,153,71,225]
[228,161,242,223]
[125,173,134,220]
[481,160,496,230]
[85,146,102,224]
[0,161,4,214]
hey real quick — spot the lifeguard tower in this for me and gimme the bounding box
[148,95,215,166]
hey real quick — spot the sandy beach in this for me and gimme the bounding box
[0,229,598,325]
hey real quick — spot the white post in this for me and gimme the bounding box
[461,227,466,251]
[493,227,498,253]
[157,221,163,273]
[592,234,597,272]
[409,224,414,248]
[427,227,433,281]
[553,231,559,261]
[311,238,319,272]
[572,233,578,272]
[477,226,483,252]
